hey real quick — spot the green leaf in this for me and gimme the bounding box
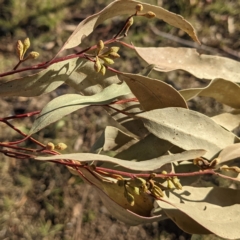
[180,78,240,108]
[119,73,188,111]
[135,47,240,82]
[35,149,206,172]
[58,1,199,53]
[157,186,240,239]
[29,82,131,135]
[136,108,239,159]
[0,58,84,97]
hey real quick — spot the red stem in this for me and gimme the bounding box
[110,98,138,105]
[1,149,34,159]
[0,111,40,121]
[2,120,45,147]
[0,142,41,152]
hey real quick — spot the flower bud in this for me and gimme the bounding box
[23,37,30,55]
[167,179,175,189]
[144,11,156,19]
[136,4,144,12]
[124,17,134,36]
[109,46,120,53]
[16,40,24,60]
[46,142,55,151]
[108,52,120,59]
[129,177,146,188]
[28,51,39,59]
[100,64,106,75]
[151,185,164,198]
[97,40,104,52]
[55,143,67,151]
[172,177,182,190]
[94,56,101,73]
[101,57,114,65]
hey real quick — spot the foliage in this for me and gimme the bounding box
[0,1,240,239]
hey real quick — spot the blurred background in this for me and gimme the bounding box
[0,0,239,239]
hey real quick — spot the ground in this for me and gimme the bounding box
[0,1,239,239]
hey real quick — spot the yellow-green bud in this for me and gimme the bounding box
[108,52,120,59]
[109,46,120,53]
[94,56,101,73]
[167,179,175,189]
[129,177,146,188]
[136,4,144,12]
[126,17,134,29]
[100,64,106,75]
[23,37,30,56]
[144,11,156,19]
[172,177,182,190]
[97,40,104,52]
[46,142,55,151]
[124,17,134,36]
[55,143,67,151]
[16,40,24,60]
[28,51,39,59]
[101,57,114,65]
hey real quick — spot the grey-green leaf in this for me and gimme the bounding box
[35,149,206,172]
[59,0,199,53]
[211,111,240,131]
[66,61,120,95]
[95,188,167,225]
[0,58,84,97]
[29,82,131,135]
[157,186,240,239]
[180,78,240,108]
[119,73,188,111]
[218,143,240,164]
[115,134,173,161]
[90,126,136,154]
[136,108,239,159]
[135,47,240,82]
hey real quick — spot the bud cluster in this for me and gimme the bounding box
[46,142,67,151]
[162,171,182,190]
[15,37,39,62]
[93,40,120,75]
[117,175,166,206]
[135,4,156,19]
